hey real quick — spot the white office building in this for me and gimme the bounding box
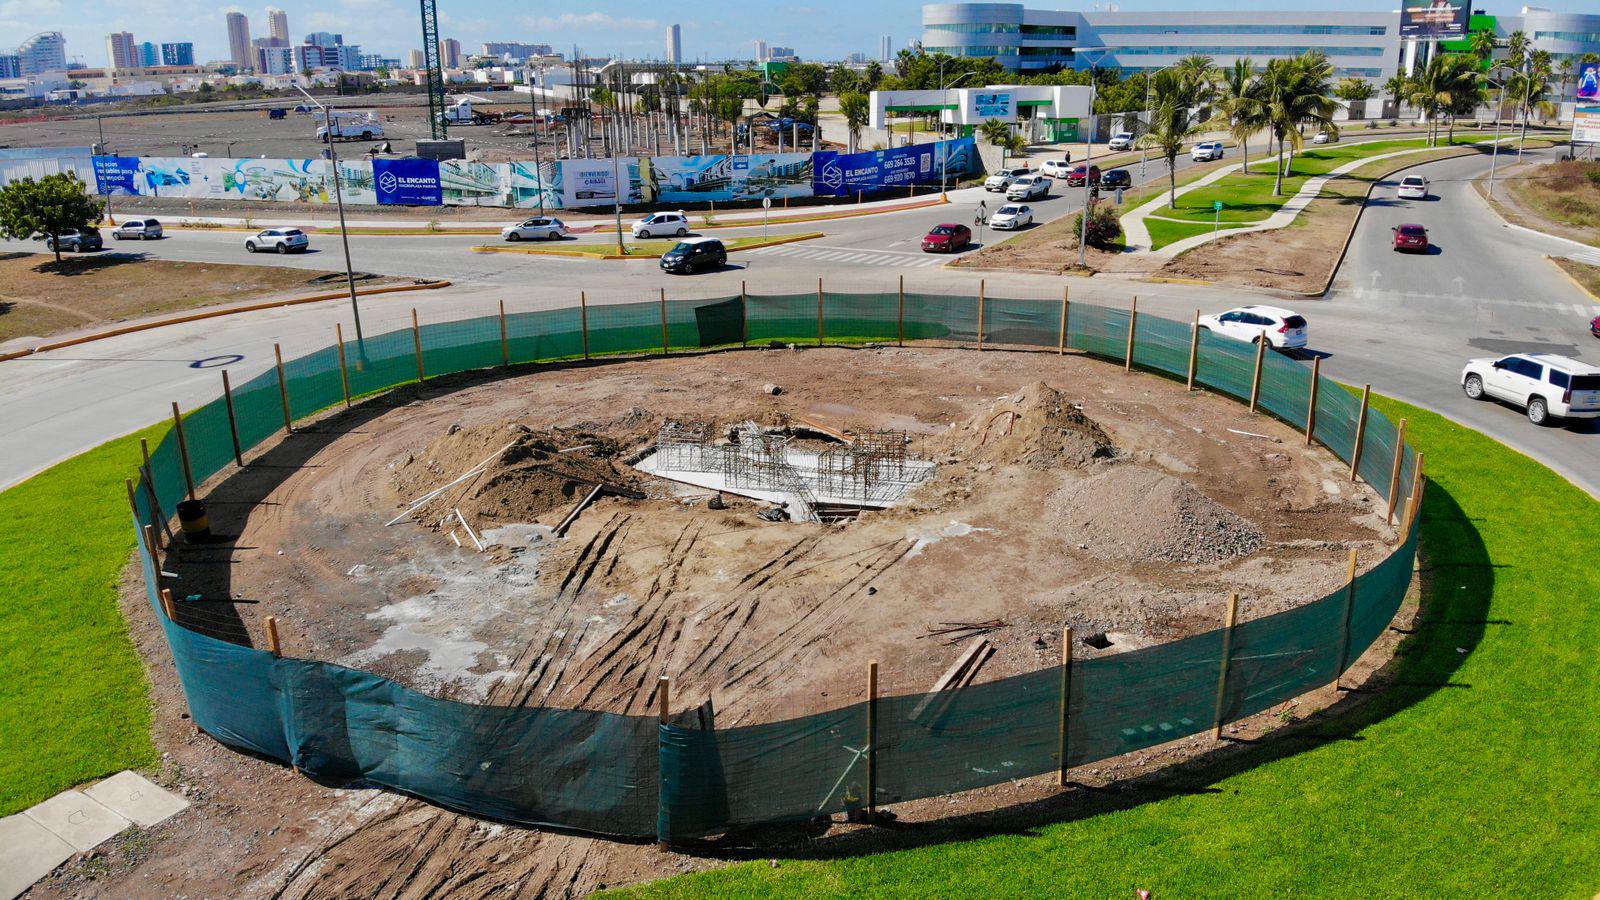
[667,24,682,63]
[18,31,68,75]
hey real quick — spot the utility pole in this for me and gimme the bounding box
[529,70,546,215]
[298,85,365,350]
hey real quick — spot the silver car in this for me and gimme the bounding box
[111,218,163,240]
[245,228,309,254]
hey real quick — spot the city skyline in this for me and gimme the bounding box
[4,0,1596,70]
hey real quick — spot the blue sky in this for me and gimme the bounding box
[4,0,1593,68]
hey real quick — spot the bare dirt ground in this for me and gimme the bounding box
[32,344,1411,898]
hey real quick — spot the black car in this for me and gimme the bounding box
[660,237,727,274]
[1100,169,1132,189]
[44,228,103,252]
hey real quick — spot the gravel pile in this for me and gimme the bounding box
[1048,465,1264,565]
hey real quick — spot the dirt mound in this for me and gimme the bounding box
[1048,465,1264,564]
[964,382,1115,469]
[391,422,643,527]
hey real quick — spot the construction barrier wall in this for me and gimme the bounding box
[129,291,1421,841]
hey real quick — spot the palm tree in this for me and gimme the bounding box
[1211,58,1265,173]
[838,91,868,154]
[1506,31,1529,71]
[978,118,1015,167]
[1383,73,1411,119]
[1261,53,1339,196]
[1408,55,1455,146]
[1175,53,1217,116]
[1140,68,1205,209]
[1468,28,1498,65]
[1555,58,1574,103]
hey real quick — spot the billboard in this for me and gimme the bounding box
[92,156,141,195]
[1573,106,1600,146]
[373,158,442,206]
[1399,0,1470,38]
[642,153,812,204]
[811,137,977,197]
[1577,62,1599,102]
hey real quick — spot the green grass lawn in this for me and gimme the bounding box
[0,425,164,815]
[1144,216,1251,250]
[614,396,1600,897]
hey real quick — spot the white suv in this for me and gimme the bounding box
[1190,141,1225,162]
[984,166,1031,192]
[1108,131,1136,151]
[631,212,690,238]
[1198,305,1308,349]
[1461,353,1600,425]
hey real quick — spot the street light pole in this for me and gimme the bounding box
[1486,69,1506,199]
[296,85,365,350]
[529,71,546,216]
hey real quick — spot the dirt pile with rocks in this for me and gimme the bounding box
[961,381,1116,469]
[1048,465,1265,564]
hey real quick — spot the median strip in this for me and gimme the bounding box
[470,232,825,259]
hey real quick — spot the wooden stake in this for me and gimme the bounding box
[1349,385,1372,482]
[1058,286,1069,354]
[171,401,196,501]
[1123,296,1138,373]
[265,615,282,657]
[142,523,159,563]
[125,477,142,524]
[1186,310,1201,390]
[660,287,670,356]
[1248,337,1266,413]
[1305,356,1321,446]
[1334,549,1359,689]
[976,280,986,351]
[1211,593,1240,740]
[159,587,176,622]
[498,299,510,366]
[411,308,426,382]
[221,370,243,467]
[866,660,879,819]
[897,275,906,347]
[817,277,825,347]
[1400,453,1426,534]
[580,291,591,360]
[1385,419,1409,524]
[1058,625,1073,786]
[656,674,671,849]
[273,344,293,434]
[139,441,175,545]
[740,281,749,347]
[335,323,352,408]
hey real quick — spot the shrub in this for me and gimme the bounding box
[1072,203,1123,249]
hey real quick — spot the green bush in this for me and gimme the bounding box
[1072,202,1123,249]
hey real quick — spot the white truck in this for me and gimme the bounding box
[315,112,384,142]
[439,98,503,126]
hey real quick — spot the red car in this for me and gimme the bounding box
[1391,223,1429,252]
[1591,314,1600,339]
[1065,164,1102,187]
[922,223,972,253]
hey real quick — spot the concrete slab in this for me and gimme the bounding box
[83,771,189,828]
[22,790,129,852]
[0,814,76,900]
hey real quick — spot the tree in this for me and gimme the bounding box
[863,60,884,91]
[978,118,1015,166]
[1211,58,1265,173]
[1072,203,1122,250]
[1468,28,1497,65]
[1260,53,1339,195]
[1140,69,1205,209]
[1383,73,1410,116]
[0,173,104,265]
[838,91,869,154]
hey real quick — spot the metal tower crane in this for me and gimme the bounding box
[420,0,447,139]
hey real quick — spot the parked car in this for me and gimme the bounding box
[244,228,309,254]
[1397,175,1429,200]
[1006,174,1052,201]
[43,228,102,252]
[1064,164,1101,187]
[983,166,1031,192]
[1100,168,1132,189]
[267,108,287,120]
[1461,353,1600,425]
[111,218,163,240]
[1040,158,1074,178]
[501,216,568,241]
[1311,130,1338,144]
[988,204,1034,229]
[1107,131,1136,151]
[922,223,972,253]
[659,236,726,274]
[1391,223,1429,252]
[1197,305,1309,350]
[631,211,690,238]
[1190,141,1225,162]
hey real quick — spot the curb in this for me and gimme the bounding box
[1544,255,1600,305]
[470,231,825,260]
[0,280,451,363]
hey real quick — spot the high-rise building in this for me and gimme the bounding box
[105,31,138,69]
[754,40,768,62]
[0,54,20,78]
[407,48,426,68]
[18,31,68,74]
[304,32,343,47]
[770,46,796,59]
[226,12,252,71]
[137,41,160,67]
[267,8,290,45]
[880,34,892,61]
[257,45,294,75]
[439,37,462,68]
[161,42,195,66]
[481,41,551,60]
[666,24,681,63]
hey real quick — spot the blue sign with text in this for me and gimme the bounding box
[811,138,977,197]
[373,158,443,205]
[91,156,141,195]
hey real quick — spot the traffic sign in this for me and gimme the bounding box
[1213,200,1225,211]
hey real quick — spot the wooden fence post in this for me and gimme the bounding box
[1058,625,1073,786]
[1123,296,1138,373]
[1385,419,1409,524]
[1248,337,1266,413]
[125,477,142,525]
[142,523,159,562]
[1305,356,1321,446]
[817,277,825,347]
[976,280,986,351]
[221,370,243,467]
[1211,593,1240,740]
[160,587,177,622]
[740,281,749,347]
[265,615,282,656]
[1349,385,1372,482]
[411,309,426,383]
[335,323,352,408]
[274,344,293,434]
[897,275,906,347]
[580,291,591,360]
[1186,310,1200,391]
[1334,549,1359,690]
[139,440,174,545]
[1400,453,1426,534]
[659,287,671,356]
[1058,286,1070,354]
[499,299,510,366]
[866,660,879,820]
[171,401,196,501]
[656,675,671,849]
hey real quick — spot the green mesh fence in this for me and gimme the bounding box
[129,292,1421,843]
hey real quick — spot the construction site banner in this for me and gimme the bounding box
[86,156,379,205]
[812,137,977,197]
[640,153,814,204]
[90,156,141,195]
[373,158,442,206]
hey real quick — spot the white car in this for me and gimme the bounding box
[1108,131,1136,151]
[1311,131,1338,144]
[1461,353,1600,425]
[1040,159,1074,178]
[1006,175,1052,201]
[988,204,1034,229]
[631,211,690,238]
[1190,141,1225,162]
[984,166,1031,192]
[244,227,309,254]
[501,216,568,241]
[1197,305,1308,350]
[1397,175,1429,200]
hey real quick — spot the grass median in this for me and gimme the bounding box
[472,232,823,258]
[614,395,1600,897]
